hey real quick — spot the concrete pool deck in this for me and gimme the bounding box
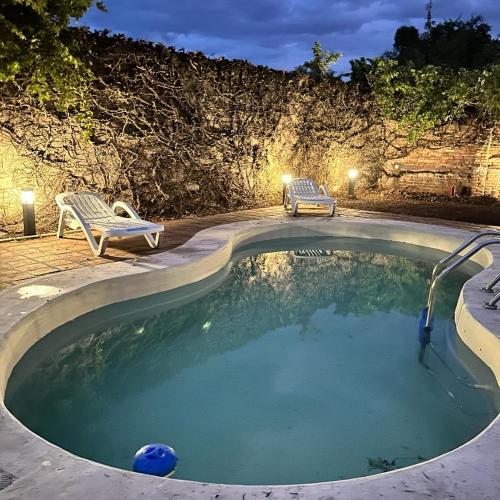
[0,210,500,499]
[1,205,499,291]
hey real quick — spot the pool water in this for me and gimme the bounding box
[6,238,499,485]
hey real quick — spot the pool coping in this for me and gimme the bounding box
[0,216,499,499]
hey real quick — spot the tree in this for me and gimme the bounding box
[348,16,500,141]
[393,26,424,67]
[349,57,376,91]
[423,16,500,70]
[390,16,500,70]
[350,16,500,85]
[394,26,420,52]
[0,0,105,114]
[296,41,342,80]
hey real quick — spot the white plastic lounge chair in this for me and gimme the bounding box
[55,192,164,256]
[284,178,336,216]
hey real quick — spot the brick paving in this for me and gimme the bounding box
[0,205,498,291]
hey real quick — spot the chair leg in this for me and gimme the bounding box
[81,228,106,256]
[144,232,161,249]
[57,210,65,238]
[96,236,109,256]
[58,205,103,256]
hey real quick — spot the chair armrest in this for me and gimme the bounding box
[319,185,329,196]
[112,200,141,220]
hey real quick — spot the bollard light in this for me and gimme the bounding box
[347,169,359,180]
[21,188,36,236]
[347,169,359,197]
[282,174,293,205]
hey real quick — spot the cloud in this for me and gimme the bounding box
[79,0,500,73]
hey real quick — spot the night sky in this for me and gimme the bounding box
[80,0,500,74]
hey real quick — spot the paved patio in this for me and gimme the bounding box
[0,205,498,291]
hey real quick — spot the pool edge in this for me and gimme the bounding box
[0,216,499,499]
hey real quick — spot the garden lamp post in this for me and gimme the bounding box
[347,169,359,197]
[21,188,36,236]
[282,174,292,205]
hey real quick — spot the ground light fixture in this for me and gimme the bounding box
[282,174,293,204]
[21,188,36,236]
[347,169,359,197]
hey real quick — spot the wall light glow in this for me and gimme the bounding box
[21,189,35,205]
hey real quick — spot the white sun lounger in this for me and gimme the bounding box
[55,191,164,256]
[285,178,336,216]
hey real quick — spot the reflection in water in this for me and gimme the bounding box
[6,240,499,485]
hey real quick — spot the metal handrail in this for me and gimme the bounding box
[482,271,500,293]
[425,239,500,329]
[430,231,500,284]
[484,290,500,310]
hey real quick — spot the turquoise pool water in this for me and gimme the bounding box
[6,237,499,485]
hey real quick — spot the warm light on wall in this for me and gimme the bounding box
[21,188,36,236]
[347,168,359,180]
[21,189,35,205]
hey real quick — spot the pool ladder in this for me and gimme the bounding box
[420,231,500,344]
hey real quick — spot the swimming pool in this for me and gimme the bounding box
[6,237,499,485]
[1,217,499,499]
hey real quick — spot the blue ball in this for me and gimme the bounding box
[133,443,177,477]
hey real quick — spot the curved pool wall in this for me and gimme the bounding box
[0,217,499,499]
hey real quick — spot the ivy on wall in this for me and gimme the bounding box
[0,30,380,235]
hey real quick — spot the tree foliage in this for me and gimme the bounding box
[480,64,500,121]
[398,17,500,70]
[0,0,105,117]
[296,41,342,80]
[350,16,500,142]
[370,59,488,142]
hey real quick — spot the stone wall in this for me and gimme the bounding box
[0,31,497,236]
[473,130,500,197]
[379,126,500,197]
